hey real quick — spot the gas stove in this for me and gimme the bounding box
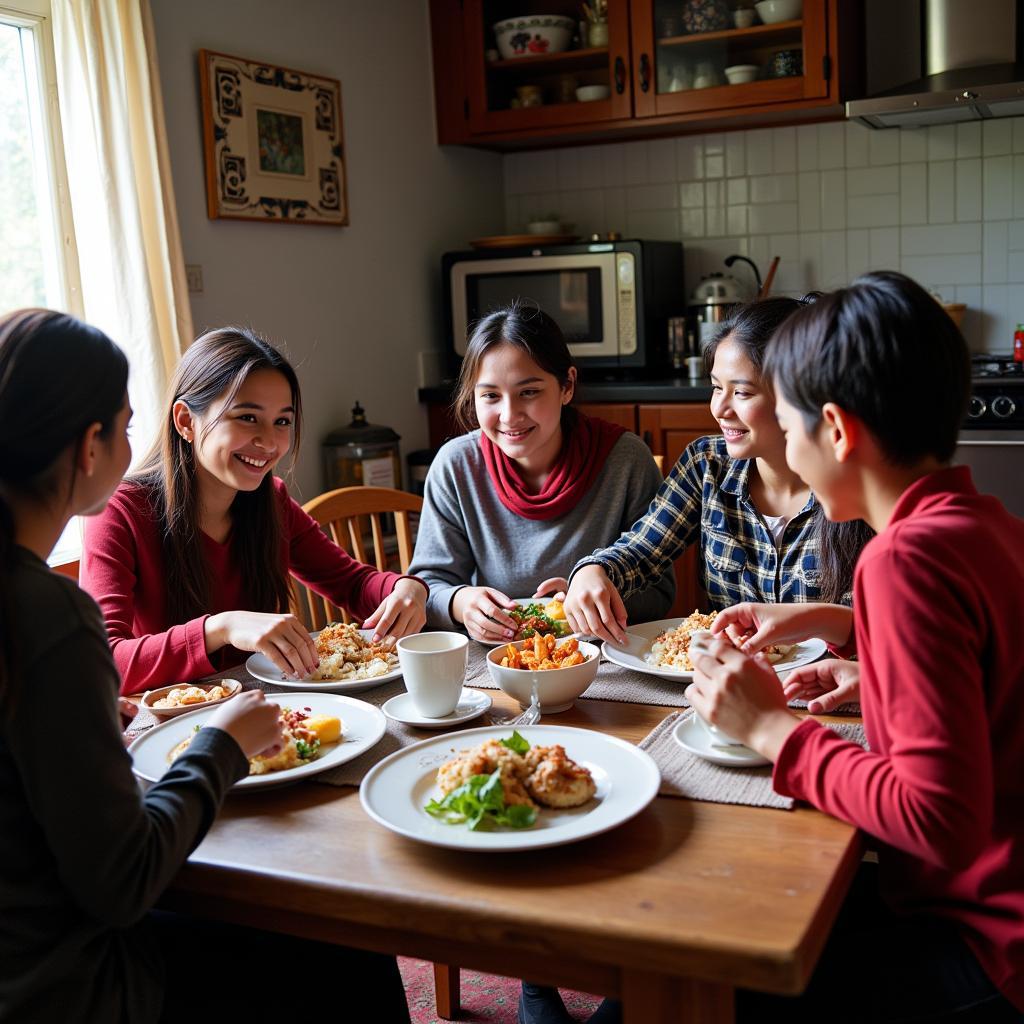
[966,355,1024,431]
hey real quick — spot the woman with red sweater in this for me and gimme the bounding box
[81,326,427,695]
[688,272,1023,1021]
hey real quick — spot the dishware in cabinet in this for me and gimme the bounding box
[456,0,630,136]
[629,0,834,120]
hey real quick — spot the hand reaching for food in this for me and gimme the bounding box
[452,586,518,642]
[711,601,854,653]
[782,659,861,714]
[363,577,427,641]
[564,564,628,645]
[207,689,284,760]
[532,577,569,599]
[204,610,319,679]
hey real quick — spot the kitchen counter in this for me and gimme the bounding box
[418,377,714,405]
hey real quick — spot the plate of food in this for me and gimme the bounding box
[482,598,574,646]
[359,724,659,851]
[602,610,827,682]
[129,692,387,789]
[245,622,402,692]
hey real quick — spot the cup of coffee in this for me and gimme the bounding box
[397,632,468,718]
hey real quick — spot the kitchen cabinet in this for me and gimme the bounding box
[430,0,860,148]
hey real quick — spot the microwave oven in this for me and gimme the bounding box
[442,239,684,372]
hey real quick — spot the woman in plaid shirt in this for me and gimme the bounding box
[564,298,869,646]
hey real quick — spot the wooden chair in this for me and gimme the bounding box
[289,485,422,629]
[290,485,462,1017]
[653,453,665,475]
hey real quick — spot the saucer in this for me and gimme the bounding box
[382,688,491,729]
[672,713,770,768]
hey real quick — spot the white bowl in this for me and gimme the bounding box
[493,14,575,60]
[754,0,802,23]
[486,639,601,713]
[527,219,562,234]
[576,84,611,102]
[724,64,759,84]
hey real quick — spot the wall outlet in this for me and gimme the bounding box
[185,264,204,293]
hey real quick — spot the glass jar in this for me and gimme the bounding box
[322,402,402,491]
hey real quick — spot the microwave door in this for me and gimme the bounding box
[451,255,621,359]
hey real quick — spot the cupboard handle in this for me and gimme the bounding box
[614,56,626,94]
[640,53,650,93]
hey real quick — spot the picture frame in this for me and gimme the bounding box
[198,49,348,226]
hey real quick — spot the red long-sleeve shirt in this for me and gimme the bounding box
[81,478,405,695]
[774,467,1024,1009]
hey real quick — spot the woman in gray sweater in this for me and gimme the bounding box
[408,303,674,641]
[0,310,409,1022]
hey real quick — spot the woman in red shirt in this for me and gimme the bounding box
[689,272,1024,1021]
[81,326,427,695]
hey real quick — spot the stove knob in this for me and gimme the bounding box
[968,396,987,419]
[992,395,1016,419]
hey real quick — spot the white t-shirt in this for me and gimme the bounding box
[762,513,788,547]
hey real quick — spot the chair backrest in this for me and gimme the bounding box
[290,486,423,631]
[653,453,665,475]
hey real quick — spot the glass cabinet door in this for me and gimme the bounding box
[630,0,829,119]
[463,0,633,135]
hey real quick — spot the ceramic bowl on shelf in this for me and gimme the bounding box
[527,219,563,234]
[493,14,575,60]
[754,0,802,24]
[576,83,611,102]
[732,7,757,28]
[767,47,803,77]
[724,64,759,84]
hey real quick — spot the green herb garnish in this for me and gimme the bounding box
[500,730,530,755]
[425,766,538,831]
[510,603,571,639]
[295,738,321,761]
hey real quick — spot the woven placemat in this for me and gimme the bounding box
[639,710,868,811]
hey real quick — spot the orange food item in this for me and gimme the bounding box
[500,635,587,671]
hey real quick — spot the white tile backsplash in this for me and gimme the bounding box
[503,117,1024,351]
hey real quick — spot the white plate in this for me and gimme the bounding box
[602,618,827,682]
[245,628,403,693]
[359,723,659,851]
[130,692,387,789]
[672,713,770,768]
[382,688,492,729]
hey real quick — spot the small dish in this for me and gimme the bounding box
[382,688,492,729]
[732,7,757,28]
[486,638,600,713]
[673,713,769,768]
[141,679,242,718]
[724,64,759,85]
[576,84,610,102]
[754,0,802,23]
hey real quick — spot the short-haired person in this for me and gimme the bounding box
[686,272,1024,1020]
[81,326,427,695]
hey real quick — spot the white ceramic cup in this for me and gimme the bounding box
[689,629,744,745]
[396,632,468,718]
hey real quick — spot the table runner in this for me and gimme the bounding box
[639,710,868,810]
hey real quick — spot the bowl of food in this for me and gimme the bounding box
[493,14,575,60]
[141,678,242,718]
[724,64,759,84]
[754,0,802,24]
[486,636,600,713]
[576,83,611,102]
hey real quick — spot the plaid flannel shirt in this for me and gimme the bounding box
[573,435,821,610]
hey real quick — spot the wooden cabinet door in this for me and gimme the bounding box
[638,403,718,617]
[628,0,831,121]
[576,401,637,433]
[457,0,634,138]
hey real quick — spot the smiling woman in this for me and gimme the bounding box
[79,326,427,695]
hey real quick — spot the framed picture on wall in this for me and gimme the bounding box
[198,49,348,226]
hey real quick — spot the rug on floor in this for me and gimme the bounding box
[399,957,603,1023]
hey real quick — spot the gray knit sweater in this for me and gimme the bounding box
[408,430,676,628]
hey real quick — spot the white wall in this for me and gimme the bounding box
[504,119,1024,352]
[149,0,504,499]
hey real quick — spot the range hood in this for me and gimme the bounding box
[848,0,1024,128]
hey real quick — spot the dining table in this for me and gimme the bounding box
[150,658,865,1024]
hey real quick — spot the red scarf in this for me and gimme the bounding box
[479,413,626,521]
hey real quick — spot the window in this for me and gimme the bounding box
[1,0,82,566]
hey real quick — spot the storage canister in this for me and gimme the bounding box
[322,402,402,491]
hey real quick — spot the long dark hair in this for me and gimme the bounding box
[130,326,302,624]
[707,296,873,605]
[452,302,576,433]
[0,309,128,710]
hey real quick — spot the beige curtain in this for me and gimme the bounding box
[51,0,191,448]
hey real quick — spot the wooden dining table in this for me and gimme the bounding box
[157,684,863,1024]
